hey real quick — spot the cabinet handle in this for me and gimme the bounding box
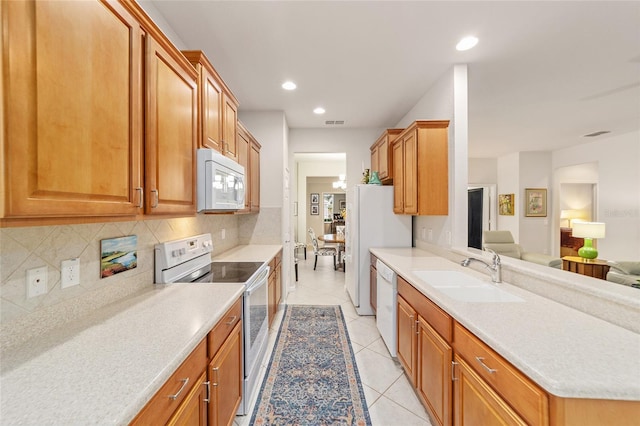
[136,187,143,208]
[225,315,238,325]
[150,189,159,208]
[168,378,189,400]
[415,319,419,335]
[410,315,415,332]
[203,381,210,403]
[212,367,219,386]
[475,356,497,374]
[451,361,459,381]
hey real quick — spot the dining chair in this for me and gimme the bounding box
[308,228,337,270]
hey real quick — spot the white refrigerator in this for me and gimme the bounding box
[345,185,412,315]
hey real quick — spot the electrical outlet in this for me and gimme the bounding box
[26,266,48,298]
[61,258,80,289]
[221,229,226,240]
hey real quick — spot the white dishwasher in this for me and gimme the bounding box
[376,259,397,357]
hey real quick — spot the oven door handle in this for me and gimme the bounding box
[245,266,270,295]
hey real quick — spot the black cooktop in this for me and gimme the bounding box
[206,261,265,283]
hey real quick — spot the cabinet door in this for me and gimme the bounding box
[145,34,197,215]
[268,270,277,328]
[370,264,377,313]
[403,132,418,214]
[378,138,390,181]
[236,126,251,212]
[2,0,142,219]
[167,371,208,426]
[417,316,452,426]
[397,295,417,386]
[453,355,527,426]
[370,144,379,176]
[222,94,238,161]
[275,259,282,307]
[202,68,224,152]
[209,322,242,426]
[250,140,261,211]
[392,140,405,213]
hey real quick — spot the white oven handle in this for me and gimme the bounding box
[245,266,270,295]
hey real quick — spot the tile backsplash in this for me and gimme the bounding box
[0,214,241,350]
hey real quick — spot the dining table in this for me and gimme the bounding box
[318,233,346,272]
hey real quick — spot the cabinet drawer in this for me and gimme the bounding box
[208,297,242,359]
[131,338,207,425]
[398,277,452,343]
[454,322,548,426]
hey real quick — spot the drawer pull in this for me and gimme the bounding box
[150,189,159,208]
[451,361,459,381]
[212,367,219,386]
[225,315,238,325]
[203,381,210,403]
[136,187,143,208]
[168,378,189,400]
[475,356,497,374]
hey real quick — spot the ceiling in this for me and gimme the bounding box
[148,1,640,158]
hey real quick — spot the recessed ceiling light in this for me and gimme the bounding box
[456,36,479,51]
[313,107,326,114]
[282,81,297,90]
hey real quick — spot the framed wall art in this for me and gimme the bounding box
[525,188,547,217]
[498,194,515,216]
[310,204,319,215]
[310,193,319,205]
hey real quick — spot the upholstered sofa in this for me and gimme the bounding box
[606,261,640,287]
[483,230,562,269]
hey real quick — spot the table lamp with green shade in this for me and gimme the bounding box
[571,221,606,260]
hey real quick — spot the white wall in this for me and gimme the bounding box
[469,158,498,183]
[497,152,520,240]
[394,65,468,248]
[519,151,552,254]
[552,130,640,260]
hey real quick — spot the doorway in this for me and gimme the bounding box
[468,188,483,249]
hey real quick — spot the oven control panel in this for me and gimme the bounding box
[155,233,213,271]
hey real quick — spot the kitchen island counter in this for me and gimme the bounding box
[370,247,640,401]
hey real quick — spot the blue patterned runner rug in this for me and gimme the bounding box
[250,305,372,426]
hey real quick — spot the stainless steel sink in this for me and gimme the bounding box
[412,270,524,303]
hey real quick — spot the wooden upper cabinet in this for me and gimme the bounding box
[181,50,239,162]
[249,138,261,212]
[370,128,403,184]
[392,138,405,214]
[144,29,197,215]
[236,121,261,214]
[1,0,143,220]
[393,120,449,216]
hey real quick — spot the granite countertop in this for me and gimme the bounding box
[370,247,640,401]
[0,245,282,425]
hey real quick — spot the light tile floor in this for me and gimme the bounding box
[235,256,431,426]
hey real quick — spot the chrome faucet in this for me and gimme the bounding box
[461,249,502,283]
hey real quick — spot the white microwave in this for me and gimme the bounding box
[197,149,245,212]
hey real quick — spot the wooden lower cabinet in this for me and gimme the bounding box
[397,295,418,386]
[453,354,526,426]
[208,321,242,426]
[268,250,283,328]
[167,371,209,426]
[397,287,452,426]
[417,316,452,426]
[132,297,243,426]
[370,255,378,313]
